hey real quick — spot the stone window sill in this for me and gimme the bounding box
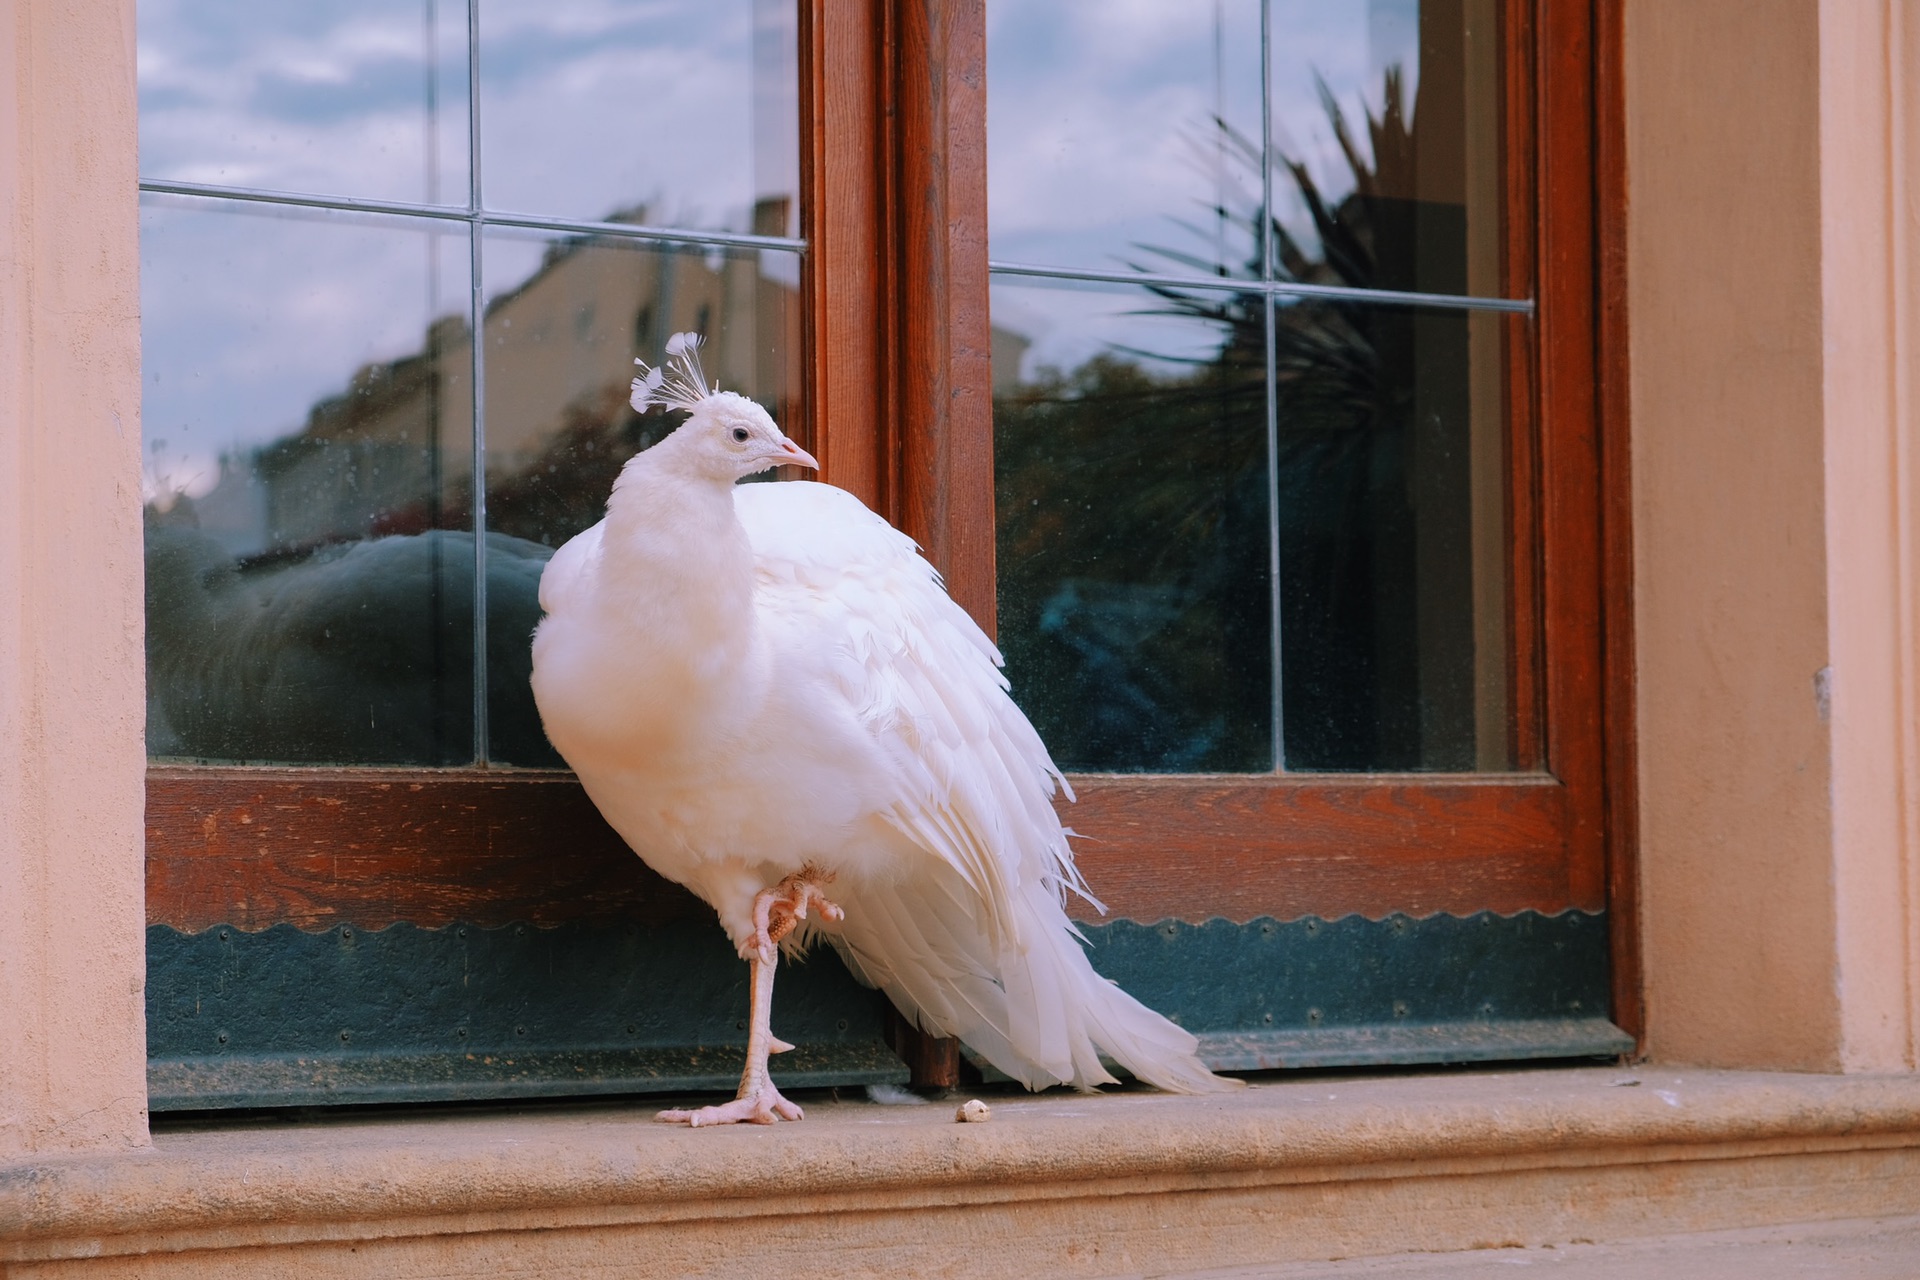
[6,1067,1920,1276]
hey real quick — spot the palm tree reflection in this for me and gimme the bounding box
[995,69,1497,774]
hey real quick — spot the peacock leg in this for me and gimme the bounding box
[656,869,842,1127]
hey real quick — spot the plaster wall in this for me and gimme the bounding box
[1816,0,1920,1071]
[0,0,150,1156]
[1625,0,1841,1069]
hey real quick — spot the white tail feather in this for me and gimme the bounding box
[829,864,1240,1095]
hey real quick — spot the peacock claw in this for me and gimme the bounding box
[656,1081,804,1127]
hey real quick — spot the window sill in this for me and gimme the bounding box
[6,1067,1920,1276]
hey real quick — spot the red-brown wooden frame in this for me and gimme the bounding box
[146,0,1637,1041]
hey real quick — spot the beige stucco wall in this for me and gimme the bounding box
[1816,0,1920,1073]
[1628,0,1920,1071]
[0,0,150,1157]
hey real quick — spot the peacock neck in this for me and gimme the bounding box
[591,455,764,736]
[605,457,750,599]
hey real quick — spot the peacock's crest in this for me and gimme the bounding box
[630,331,718,415]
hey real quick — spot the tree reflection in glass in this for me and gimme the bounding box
[994,51,1513,774]
[993,283,1273,774]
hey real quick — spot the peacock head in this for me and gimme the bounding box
[630,332,818,482]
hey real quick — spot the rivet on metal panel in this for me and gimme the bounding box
[339,1030,351,1043]
[1304,919,1320,935]
[1306,1008,1322,1025]
[216,1031,228,1044]
[1392,1000,1410,1019]
[514,1025,527,1036]
[1261,1012,1273,1024]
[217,929,229,941]
[625,1024,637,1035]
[456,1027,468,1039]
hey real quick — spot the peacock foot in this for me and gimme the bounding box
[656,1080,804,1127]
[749,863,844,964]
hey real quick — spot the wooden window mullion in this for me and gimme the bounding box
[888,0,997,634]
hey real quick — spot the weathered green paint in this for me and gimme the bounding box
[147,910,1626,1111]
[146,920,905,1110]
[1086,911,1632,1070]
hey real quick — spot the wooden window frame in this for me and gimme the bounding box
[147,0,1639,1053]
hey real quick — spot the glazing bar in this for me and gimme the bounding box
[137,180,808,253]
[1261,0,1285,773]
[987,258,1534,314]
[468,0,490,764]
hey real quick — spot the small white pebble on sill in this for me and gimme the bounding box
[956,1099,991,1123]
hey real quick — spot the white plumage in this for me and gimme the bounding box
[531,335,1234,1124]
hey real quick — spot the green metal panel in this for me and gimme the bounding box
[1086,911,1632,1070]
[147,909,1627,1111]
[146,919,906,1110]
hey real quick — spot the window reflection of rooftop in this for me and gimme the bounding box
[152,197,800,560]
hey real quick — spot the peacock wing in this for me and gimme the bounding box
[732,480,1095,944]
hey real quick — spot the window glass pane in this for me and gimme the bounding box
[480,232,803,766]
[1268,0,1503,297]
[138,0,471,205]
[142,197,478,765]
[478,0,799,236]
[1274,301,1512,771]
[992,276,1274,773]
[986,1,1264,277]
[990,0,1519,775]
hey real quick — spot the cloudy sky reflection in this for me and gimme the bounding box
[139,198,471,505]
[987,0,1420,381]
[138,0,472,204]
[137,0,1433,489]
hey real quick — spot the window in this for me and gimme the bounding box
[143,0,1631,1109]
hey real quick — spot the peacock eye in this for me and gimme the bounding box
[731,427,749,443]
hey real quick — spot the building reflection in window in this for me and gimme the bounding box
[139,0,799,767]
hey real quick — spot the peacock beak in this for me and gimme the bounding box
[776,438,820,471]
